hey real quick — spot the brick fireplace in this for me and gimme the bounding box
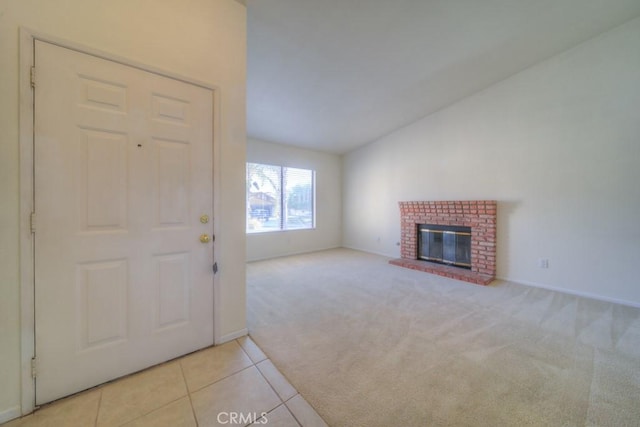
[390,200,496,285]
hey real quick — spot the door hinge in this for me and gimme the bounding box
[31,357,37,379]
[30,66,36,89]
[30,212,36,233]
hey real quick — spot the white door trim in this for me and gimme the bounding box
[18,27,222,415]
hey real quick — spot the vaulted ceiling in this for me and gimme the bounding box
[247,0,640,154]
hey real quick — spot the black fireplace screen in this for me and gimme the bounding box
[418,224,471,269]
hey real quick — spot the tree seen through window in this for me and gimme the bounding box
[246,163,315,232]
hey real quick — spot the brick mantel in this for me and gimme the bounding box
[390,200,496,285]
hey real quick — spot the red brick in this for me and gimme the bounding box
[397,200,496,281]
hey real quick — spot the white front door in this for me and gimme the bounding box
[34,40,215,404]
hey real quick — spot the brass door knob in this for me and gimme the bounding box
[199,234,211,243]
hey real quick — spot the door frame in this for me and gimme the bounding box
[18,28,222,415]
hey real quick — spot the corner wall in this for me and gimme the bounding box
[247,138,342,261]
[343,17,640,305]
[0,0,246,420]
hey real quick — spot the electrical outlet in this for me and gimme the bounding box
[538,258,549,269]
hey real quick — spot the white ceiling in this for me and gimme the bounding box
[247,0,640,154]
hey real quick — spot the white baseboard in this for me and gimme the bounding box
[343,248,640,308]
[340,244,397,259]
[496,276,640,309]
[0,406,22,424]
[246,245,640,308]
[246,245,343,263]
[216,328,248,345]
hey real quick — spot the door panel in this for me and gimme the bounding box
[77,259,129,350]
[81,130,129,231]
[154,139,190,227]
[153,252,190,330]
[34,41,214,404]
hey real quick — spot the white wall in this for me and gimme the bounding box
[247,138,342,261]
[0,0,246,421]
[343,17,640,306]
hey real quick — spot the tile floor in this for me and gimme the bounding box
[3,337,328,427]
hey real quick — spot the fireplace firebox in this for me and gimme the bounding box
[418,224,471,269]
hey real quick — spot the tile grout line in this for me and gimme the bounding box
[85,339,306,427]
[240,337,305,426]
[110,362,192,426]
[113,395,188,427]
[250,343,328,425]
[93,389,103,427]
[236,336,267,365]
[179,359,200,427]
[181,338,257,396]
[263,403,302,427]
[235,337,256,364]
[253,358,286,404]
[237,337,286,403]
[282,395,305,427]
[232,338,266,427]
[187,363,256,395]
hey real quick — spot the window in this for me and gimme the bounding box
[246,162,315,233]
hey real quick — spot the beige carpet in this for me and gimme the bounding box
[247,249,640,427]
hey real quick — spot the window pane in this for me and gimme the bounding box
[247,163,281,232]
[283,167,314,230]
[246,163,315,233]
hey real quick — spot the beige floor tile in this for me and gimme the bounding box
[96,361,187,426]
[251,404,300,427]
[121,397,196,427]
[191,366,281,426]
[0,415,33,427]
[1,389,101,427]
[285,395,328,427]
[237,336,268,363]
[257,359,297,401]
[180,341,253,392]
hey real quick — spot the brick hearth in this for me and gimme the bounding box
[389,200,496,285]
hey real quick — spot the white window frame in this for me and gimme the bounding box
[246,162,316,233]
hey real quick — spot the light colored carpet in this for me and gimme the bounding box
[247,248,640,427]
